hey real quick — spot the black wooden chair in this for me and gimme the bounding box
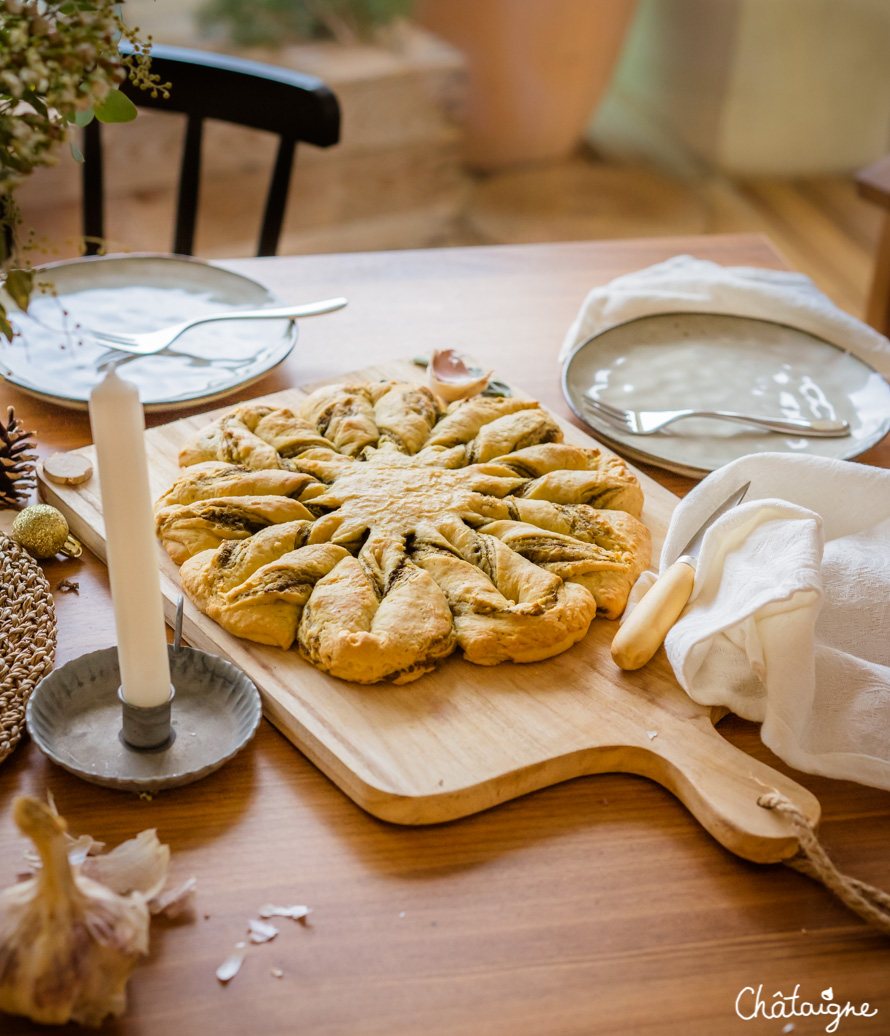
[82,43,341,257]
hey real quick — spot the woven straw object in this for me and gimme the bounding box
[0,531,56,763]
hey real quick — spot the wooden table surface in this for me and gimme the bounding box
[2,234,888,1035]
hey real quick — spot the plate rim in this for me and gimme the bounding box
[561,309,890,477]
[1,252,299,412]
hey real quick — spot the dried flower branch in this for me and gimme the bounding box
[0,0,168,339]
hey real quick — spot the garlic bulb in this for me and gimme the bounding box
[0,797,151,1027]
[428,349,493,402]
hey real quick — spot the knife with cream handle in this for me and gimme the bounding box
[611,481,751,671]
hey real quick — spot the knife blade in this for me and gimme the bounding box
[611,481,751,671]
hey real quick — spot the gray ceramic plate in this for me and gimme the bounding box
[562,312,890,478]
[26,645,262,792]
[1,254,298,411]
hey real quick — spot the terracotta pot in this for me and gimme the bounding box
[414,0,639,170]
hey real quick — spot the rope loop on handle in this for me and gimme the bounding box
[758,791,890,936]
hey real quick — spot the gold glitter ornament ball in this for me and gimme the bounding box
[11,504,83,560]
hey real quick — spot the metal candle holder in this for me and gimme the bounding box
[26,598,262,792]
[119,686,175,751]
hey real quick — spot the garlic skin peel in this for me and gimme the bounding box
[428,349,493,402]
[0,798,150,1027]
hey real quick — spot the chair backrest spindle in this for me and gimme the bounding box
[175,114,204,256]
[259,136,297,258]
[82,119,105,256]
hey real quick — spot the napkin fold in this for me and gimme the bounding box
[559,255,890,377]
[636,453,890,790]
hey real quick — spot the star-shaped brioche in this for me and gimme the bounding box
[156,383,651,684]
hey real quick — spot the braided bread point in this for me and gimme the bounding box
[160,383,651,683]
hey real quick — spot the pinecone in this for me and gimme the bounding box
[0,406,37,509]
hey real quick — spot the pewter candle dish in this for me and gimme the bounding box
[26,644,262,792]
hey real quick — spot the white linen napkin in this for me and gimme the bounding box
[635,453,890,790]
[559,255,890,377]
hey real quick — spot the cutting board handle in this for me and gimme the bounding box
[632,716,820,863]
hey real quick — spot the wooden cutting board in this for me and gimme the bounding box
[41,359,819,863]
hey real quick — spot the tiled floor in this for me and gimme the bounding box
[461,155,882,321]
[21,148,882,323]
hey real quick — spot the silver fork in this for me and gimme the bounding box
[582,396,850,437]
[87,297,348,355]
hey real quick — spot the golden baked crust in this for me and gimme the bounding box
[157,382,651,683]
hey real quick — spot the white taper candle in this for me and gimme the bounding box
[89,369,171,707]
